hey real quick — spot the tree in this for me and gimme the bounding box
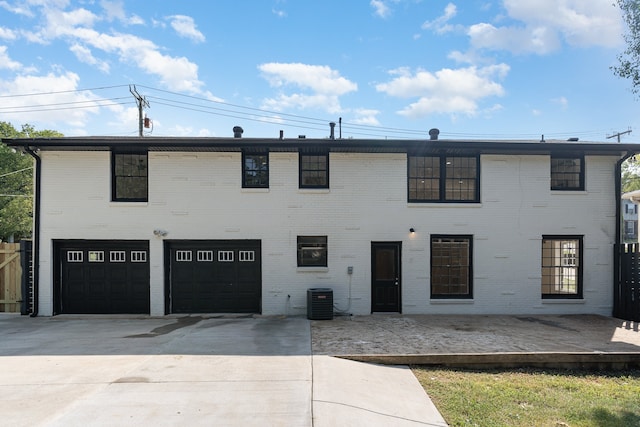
[0,122,63,241]
[612,0,640,94]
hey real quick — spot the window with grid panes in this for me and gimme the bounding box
[541,236,582,298]
[430,235,472,298]
[242,151,269,188]
[408,155,479,202]
[112,152,148,202]
[550,156,584,190]
[299,152,329,188]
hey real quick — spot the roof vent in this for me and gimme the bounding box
[329,122,336,140]
[429,128,440,140]
[567,137,579,142]
[298,135,306,139]
[233,126,243,138]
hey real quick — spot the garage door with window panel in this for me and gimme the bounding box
[54,240,150,314]
[166,240,262,314]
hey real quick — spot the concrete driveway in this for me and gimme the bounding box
[0,314,446,427]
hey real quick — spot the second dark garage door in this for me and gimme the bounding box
[166,240,262,314]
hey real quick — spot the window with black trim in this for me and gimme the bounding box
[297,236,327,267]
[242,151,269,188]
[430,235,473,298]
[550,156,584,190]
[299,152,329,188]
[541,236,582,298]
[112,152,148,202]
[408,155,479,202]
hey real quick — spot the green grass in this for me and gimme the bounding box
[412,367,640,427]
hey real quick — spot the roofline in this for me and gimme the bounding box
[3,136,640,156]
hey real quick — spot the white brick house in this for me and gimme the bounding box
[4,135,638,317]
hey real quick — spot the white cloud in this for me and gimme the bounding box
[352,109,381,126]
[69,43,110,73]
[0,72,103,128]
[0,46,21,70]
[0,0,34,17]
[468,22,560,55]
[26,5,207,94]
[422,2,457,34]
[167,15,205,43]
[371,0,391,18]
[376,64,509,118]
[259,63,357,95]
[100,0,144,25]
[258,63,357,114]
[272,9,287,18]
[0,27,17,40]
[468,0,623,55]
[552,96,569,109]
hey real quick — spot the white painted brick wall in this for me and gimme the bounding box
[35,151,619,317]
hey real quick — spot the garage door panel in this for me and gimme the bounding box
[168,241,261,314]
[55,241,150,315]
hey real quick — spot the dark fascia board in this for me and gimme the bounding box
[3,136,640,157]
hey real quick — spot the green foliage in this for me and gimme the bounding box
[622,157,640,193]
[613,0,640,94]
[0,121,63,241]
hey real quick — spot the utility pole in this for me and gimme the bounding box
[129,85,150,137]
[607,128,632,143]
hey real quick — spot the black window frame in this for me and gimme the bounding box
[299,152,329,189]
[408,154,480,203]
[111,151,148,202]
[541,235,583,299]
[430,235,473,299]
[297,236,328,267]
[550,155,584,191]
[242,150,269,188]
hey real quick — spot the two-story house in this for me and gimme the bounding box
[4,132,638,317]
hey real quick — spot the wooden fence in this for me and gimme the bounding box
[0,242,22,312]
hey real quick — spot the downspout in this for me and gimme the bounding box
[24,147,40,317]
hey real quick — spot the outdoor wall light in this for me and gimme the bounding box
[153,229,168,237]
[409,228,415,233]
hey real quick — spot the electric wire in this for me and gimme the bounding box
[0,168,33,180]
[0,84,632,141]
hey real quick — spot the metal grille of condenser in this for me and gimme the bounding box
[307,288,333,320]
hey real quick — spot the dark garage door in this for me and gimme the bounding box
[166,240,261,314]
[54,240,150,314]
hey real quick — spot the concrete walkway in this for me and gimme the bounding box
[0,314,446,427]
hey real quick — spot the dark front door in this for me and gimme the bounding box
[371,242,401,312]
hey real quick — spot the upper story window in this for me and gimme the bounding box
[299,152,329,189]
[408,155,479,202]
[242,151,269,188]
[541,236,582,299]
[550,156,584,190]
[112,152,148,202]
[431,235,473,299]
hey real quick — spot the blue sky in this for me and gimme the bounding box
[0,0,638,142]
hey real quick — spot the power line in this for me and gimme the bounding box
[0,83,631,141]
[0,167,33,178]
[0,84,130,99]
